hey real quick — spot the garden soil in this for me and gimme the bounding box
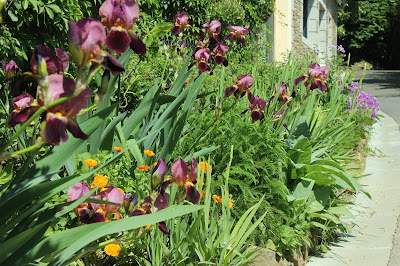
[306,111,400,266]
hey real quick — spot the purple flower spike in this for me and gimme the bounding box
[1,60,18,79]
[151,159,168,190]
[171,11,191,35]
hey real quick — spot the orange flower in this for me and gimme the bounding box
[153,162,158,166]
[138,165,150,171]
[91,175,108,188]
[114,146,123,152]
[84,159,98,167]
[104,243,120,257]
[229,200,233,209]
[199,161,212,173]
[200,190,206,199]
[145,224,152,230]
[144,150,155,156]
[212,195,222,203]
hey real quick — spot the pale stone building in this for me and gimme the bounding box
[268,0,341,63]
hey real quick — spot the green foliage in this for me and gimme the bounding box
[338,0,400,68]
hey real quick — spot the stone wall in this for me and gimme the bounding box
[292,0,312,59]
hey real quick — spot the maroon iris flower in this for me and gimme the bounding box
[30,45,69,76]
[99,0,146,54]
[42,74,91,145]
[171,11,192,35]
[7,92,39,127]
[294,63,330,92]
[247,91,266,122]
[224,25,249,46]
[276,82,292,103]
[195,48,211,73]
[203,20,221,41]
[225,74,254,99]
[130,193,170,235]
[161,158,200,204]
[67,182,92,219]
[151,159,168,190]
[1,60,19,79]
[90,186,125,222]
[213,43,228,66]
[68,18,106,67]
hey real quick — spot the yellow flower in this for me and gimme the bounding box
[145,224,152,230]
[212,195,222,203]
[138,165,150,171]
[91,175,108,188]
[104,243,120,257]
[153,162,158,166]
[114,146,123,152]
[84,159,98,167]
[199,161,212,173]
[229,200,233,209]
[144,150,155,156]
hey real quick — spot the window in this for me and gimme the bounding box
[303,0,309,38]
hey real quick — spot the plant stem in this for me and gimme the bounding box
[11,142,42,156]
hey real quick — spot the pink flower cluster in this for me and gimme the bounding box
[346,82,380,119]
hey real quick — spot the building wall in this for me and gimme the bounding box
[272,0,293,61]
[291,0,338,62]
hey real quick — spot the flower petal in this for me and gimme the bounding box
[67,182,91,202]
[158,221,170,235]
[251,110,263,122]
[171,158,188,186]
[105,28,131,54]
[154,193,169,211]
[225,86,237,97]
[128,31,147,54]
[171,25,181,35]
[44,112,69,145]
[66,118,88,140]
[102,52,125,75]
[151,159,168,190]
[188,158,197,182]
[185,182,200,204]
[55,48,69,73]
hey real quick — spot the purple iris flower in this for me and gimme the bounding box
[247,91,266,122]
[225,74,254,99]
[294,63,330,93]
[213,43,228,66]
[151,159,168,190]
[30,45,69,76]
[160,158,200,204]
[1,60,19,79]
[203,20,221,41]
[99,0,146,54]
[194,48,211,73]
[41,74,91,146]
[7,92,39,127]
[224,25,249,46]
[171,11,192,35]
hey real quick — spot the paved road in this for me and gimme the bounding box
[355,70,400,127]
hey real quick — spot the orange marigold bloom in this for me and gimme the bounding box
[114,146,123,152]
[84,159,98,167]
[200,190,206,199]
[229,200,233,209]
[145,224,152,230]
[153,162,158,166]
[212,195,222,203]
[138,165,150,171]
[91,175,108,188]
[144,150,155,156]
[199,161,212,173]
[104,243,120,257]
